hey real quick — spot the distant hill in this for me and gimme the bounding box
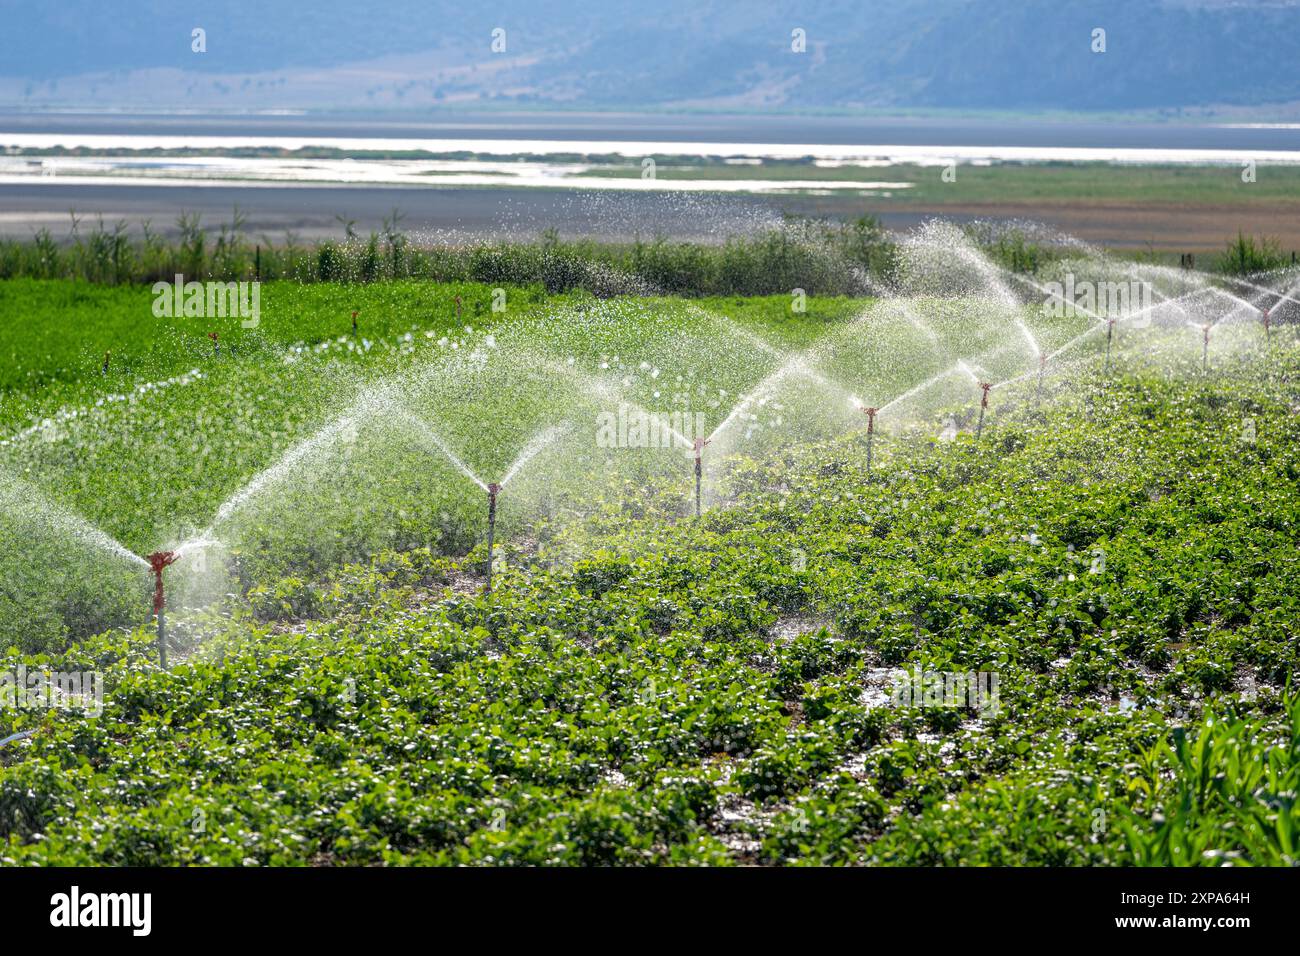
[3,0,1300,114]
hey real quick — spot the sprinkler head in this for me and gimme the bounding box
[979,382,992,407]
[861,406,878,432]
[487,482,500,499]
[148,551,178,574]
[146,551,179,613]
[1039,353,1047,369]
[692,437,711,459]
[351,310,358,332]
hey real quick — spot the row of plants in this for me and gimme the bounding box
[0,279,860,652]
[2,342,1297,864]
[3,210,1284,294]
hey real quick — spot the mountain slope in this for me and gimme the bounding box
[3,0,1300,113]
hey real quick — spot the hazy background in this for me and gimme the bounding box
[4,0,1300,116]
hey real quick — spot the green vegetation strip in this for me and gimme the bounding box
[2,334,1298,864]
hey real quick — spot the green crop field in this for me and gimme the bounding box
[2,244,1299,865]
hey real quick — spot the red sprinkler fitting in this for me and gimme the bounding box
[979,382,992,407]
[1262,307,1271,340]
[148,551,178,614]
[208,331,220,356]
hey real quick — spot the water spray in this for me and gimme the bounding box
[484,483,499,593]
[975,382,992,440]
[693,437,710,517]
[147,551,178,668]
[1104,319,1115,375]
[861,406,878,477]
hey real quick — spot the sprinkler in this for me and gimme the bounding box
[1202,323,1211,372]
[975,382,992,440]
[101,351,111,376]
[484,483,500,593]
[1262,307,1271,345]
[1104,319,1115,375]
[1035,353,1047,408]
[147,551,178,668]
[208,331,220,357]
[692,437,710,518]
[351,310,358,335]
[861,406,878,477]
[455,295,463,320]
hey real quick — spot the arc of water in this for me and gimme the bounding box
[0,470,147,568]
[1005,271,1107,325]
[940,239,1023,311]
[498,422,574,488]
[954,359,982,385]
[992,323,1107,391]
[393,408,490,491]
[1120,283,1208,325]
[687,305,785,359]
[1199,286,1262,327]
[706,355,856,446]
[535,355,697,451]
[205,402,380,534]
[894,300,943,349]
[1219,275,1300,311]
[875,362,970,415]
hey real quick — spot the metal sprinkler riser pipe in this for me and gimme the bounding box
[1104,320,1115,375]
[693,438,710,518]
[484,483,499,593]
[147,551,178,668]
[975,382,992,440]
[861,407,878,475]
